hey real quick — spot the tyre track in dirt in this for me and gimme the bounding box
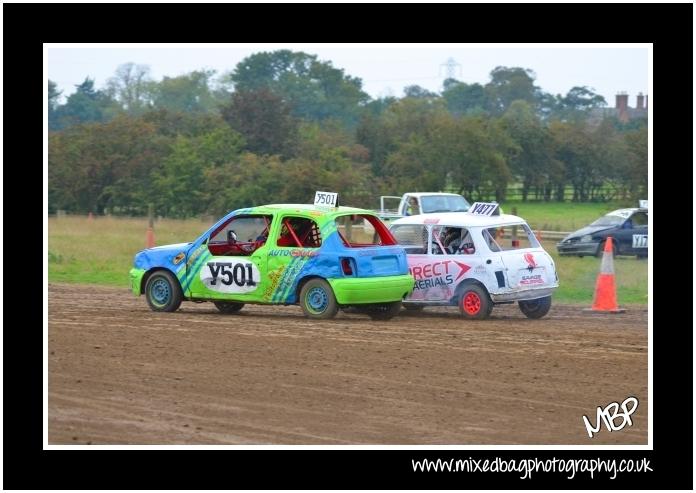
[49,283,648,445]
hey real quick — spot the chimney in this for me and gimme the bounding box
[615,92,629,122]
[636,92,644,109]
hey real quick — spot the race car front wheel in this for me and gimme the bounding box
[145,270,183,312]
[458,285,493,320]
[214,301,245,314]
[299,279,339,319]
[518,296,552,319]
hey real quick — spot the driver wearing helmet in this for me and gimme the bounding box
[442,227,461,254]
[442,227,475,255]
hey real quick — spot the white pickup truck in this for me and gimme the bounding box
[378,192,471,220]
[359,192,471,237]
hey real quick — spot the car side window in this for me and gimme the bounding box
[276,216,322,248]
[208,215,272,256]
[482,229,501,252]
[390,224,427,254]
[632,212,648,227]
[432,226,475,255]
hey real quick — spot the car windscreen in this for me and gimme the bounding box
[420,195,470,213]
[590,214,625,227]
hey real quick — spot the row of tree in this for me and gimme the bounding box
[48,50,648,216]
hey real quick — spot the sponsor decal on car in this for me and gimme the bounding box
[524,252,537,272]
[409,260,471,290]
[268,249,318,257]
[519,274,544,286]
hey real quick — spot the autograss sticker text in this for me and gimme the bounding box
[268,249,318,257]
[411,457,652,479]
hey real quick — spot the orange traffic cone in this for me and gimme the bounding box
[146,227,155,248]
[589,237,625,313]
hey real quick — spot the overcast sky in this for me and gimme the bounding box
[46,44,651,106]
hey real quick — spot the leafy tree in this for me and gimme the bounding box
[592,119,631,201]
[220,88,298,158]
[142,109,228,138]
[485,66,542,115]
[154,124,245,217]
[356,97,446,178]
[403,85,438,99]
[382,113,511,200]
[150,70,218,113]
[623,126,648,200]
[48,115,165,214]
[360,96,397,117]
[227,50,369,124]
[204,153,285,214]
[561,86,606,112]
[549,120,599,202]
[106,63,153,114]
[48,80,63,130]
[53,78,117,128]
[442,80,489,117]
[500,100,555,201]
[554,86,606,122]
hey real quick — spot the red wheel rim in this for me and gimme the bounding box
[462,292,481,315]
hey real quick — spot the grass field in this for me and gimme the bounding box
[48,213,648,305]
[498,201,634,232]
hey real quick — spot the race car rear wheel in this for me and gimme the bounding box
[145,270,183,312]
[458,285,493,320]
[299,278,339,319]
[365,301,402,321]
[213,301,245,314]
[518,296,552,319]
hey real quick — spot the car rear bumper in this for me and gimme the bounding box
[129,268,146,295]
[490,285,558,303]
[556,241,600,256]
[329,274,414,305]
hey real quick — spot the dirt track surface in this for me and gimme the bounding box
[49,283,648,445]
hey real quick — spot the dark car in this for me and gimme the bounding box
[556,207,648,258]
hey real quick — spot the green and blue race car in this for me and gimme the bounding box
[129,203,414,320]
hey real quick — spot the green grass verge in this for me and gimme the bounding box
[49,216,209,287]
[542,239,648,304]
[499,201,635,232]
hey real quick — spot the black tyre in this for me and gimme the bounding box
[299,278,339,319]
[366,301,402,321]
[213,301,245,314]
[458,284,493,320]
[518,296,552,319]
[145,270,183,312]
